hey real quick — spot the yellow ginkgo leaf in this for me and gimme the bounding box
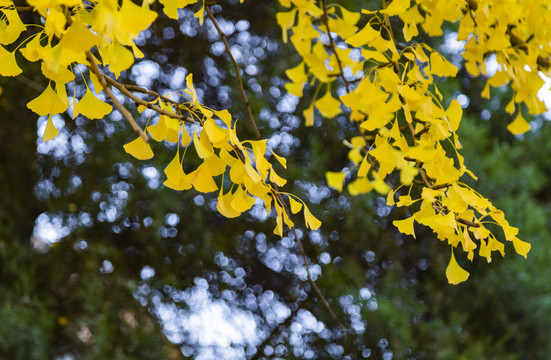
[193,130,213,159]
[326,171,345,192]
[189,165,218,193]
[393,216,415,238]
[123,136,154,160]
[231,186,256,213]
[271,151,287,169]
[164,151,192,191]
[27,83,68,116]
[512,237,531,259]
[204,118,227,144]
[303,103,314,126]
[345,23,379,48]
[147,117,168,142]
[507,112,531,135]
[288,196,302,214]
[446,250,470,285]
[269,168,287,187]
[42,115,59,142]
[217,191,241,218]
[446,99,462,132]
[58,18,100,53]
[315,91,342,118]
[304,205,321,230]
[119,0,158,35]
[0,45,22,77]
[380,0,409,15]
[430,52,458,77]
[109,42,134,78]
[74,89,112,120]
[276,9,297,43]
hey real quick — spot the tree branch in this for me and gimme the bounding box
[205,6,261,139]
[85,51,150,142]
[321,0,351,92]
[102,76,194,123]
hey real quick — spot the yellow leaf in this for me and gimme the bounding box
[189,165,218,193]
[0,9,26,45]
[204,118,227,143]
[276,9,297,43]
[512,237,531,259]
[120,0,158,35]
[123,137,154,160]
[214,109,232,127]
[430,52,458,77]
[446,99,462,132]
[446,250,469,285]
[231,186,256,213]
[303,205,321,230]
[393,216,415,238]
[347,177,373,196]
[217,190,241,218]
[0,45,22,76]
[59,18,100,53]
[271,151,287,169]
[42,115,59,142]
[74,89,112,120]
[27,83,68,116]
[315,91,341,118]
[380,0,409,16]
[288,197,302,214]
[507,112,530,135]
[204,154,226,176]
[345,23,379,48]
[303,103,314,126]
[147,117,168,142]
[193,130,213,159]
[285,62,307,97]
[159,0,196,19]
[269,168,287,187]
[326,171,345,192]
[109,42,134,78]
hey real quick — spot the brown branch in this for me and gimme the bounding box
[456,217,481,228]
[414,125,430,138]
[85,51,149,142]
[321,0,350,92]
[15,74,44,91]
[102,76,194,123]
[205,6,261,139]
[122,84,180,106]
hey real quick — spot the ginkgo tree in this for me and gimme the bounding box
[0,0,544,291]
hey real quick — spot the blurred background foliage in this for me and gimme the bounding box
[2,0,551,359]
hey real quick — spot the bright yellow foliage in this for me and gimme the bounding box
[4,0,545,284]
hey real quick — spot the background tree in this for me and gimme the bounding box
[1,0,551,359]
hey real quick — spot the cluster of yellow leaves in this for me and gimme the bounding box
[410,0,550,133]
[1,0,317,240]
[277,0,533,284]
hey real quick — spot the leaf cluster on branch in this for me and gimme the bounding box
[0,0,541,298]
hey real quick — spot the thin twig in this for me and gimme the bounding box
[205,6,261,139]
[103,76,194,123]
[275,189,347,331]
[321,0,350,92]
[15,74,44,91]
[85,51,149,142]
[122,84,180,106]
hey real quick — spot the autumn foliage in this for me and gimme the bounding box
[1,0,544,284]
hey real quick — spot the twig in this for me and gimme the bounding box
[321,0,350,92]
[103,76,194,123]
[205,6,261,139]
[15,74,44,91]
[275,189,347,331]
[85,51,149,142]
[122,84,180,106]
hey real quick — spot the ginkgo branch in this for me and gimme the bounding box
[85,51,150,143]
[320,0,351,92]
[102,76,195,123]
[205,6,261,140]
